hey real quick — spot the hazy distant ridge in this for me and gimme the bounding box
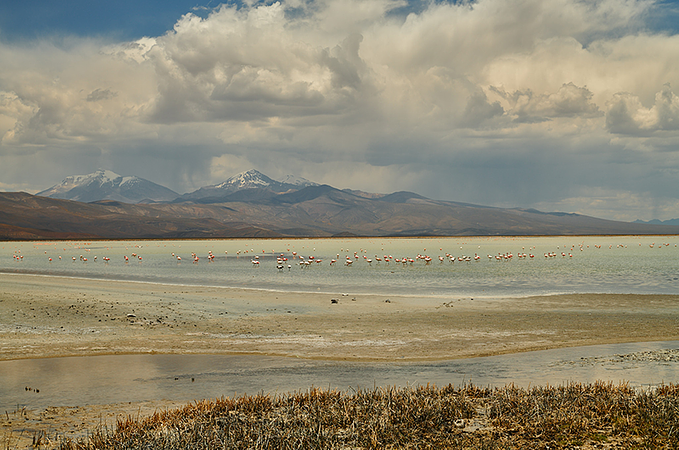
[634,218,679,226]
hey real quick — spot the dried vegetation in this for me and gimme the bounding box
[49,382,679,449]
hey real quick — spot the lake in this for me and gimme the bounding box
[2,235,678,298]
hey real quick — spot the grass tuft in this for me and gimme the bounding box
[53,382,679,449]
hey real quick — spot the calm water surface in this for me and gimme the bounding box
[2,236,679,297]
[1,341,678,411]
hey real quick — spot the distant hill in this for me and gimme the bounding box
[37,169,179,203]
[634,218,679,226]
[2,183,679,240]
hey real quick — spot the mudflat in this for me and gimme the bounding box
[2,272,678,362]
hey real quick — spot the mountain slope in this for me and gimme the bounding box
[0,192,281,239]
[37,169,179,203]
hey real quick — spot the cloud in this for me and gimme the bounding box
[491,82,602,123]
[460,90,504,128]
[606,83,679,134]
[2,0,679,220]
[146,4,376,124]
[86,88,117,102]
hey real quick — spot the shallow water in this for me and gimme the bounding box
[1,341,678,411]
[2,236,679,298]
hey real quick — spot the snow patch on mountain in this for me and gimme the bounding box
[279,175,318,187]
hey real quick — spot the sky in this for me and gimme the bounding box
[2,0,679,221]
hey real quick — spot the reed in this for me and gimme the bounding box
[54,382,679,449]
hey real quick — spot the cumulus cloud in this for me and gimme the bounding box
[606,84,679,134]
[2,0,679,220]
[146,4,376,124]
[491,83,601,123]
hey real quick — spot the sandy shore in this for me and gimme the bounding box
[2,272,679,362]
[2,272,679,447]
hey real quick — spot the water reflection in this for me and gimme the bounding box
[2,341,678,411]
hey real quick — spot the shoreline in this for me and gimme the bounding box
[0,269,616,302]
[2,272,679,363]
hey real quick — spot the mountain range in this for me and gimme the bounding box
[36,169,320,204]
[1,168,678,239]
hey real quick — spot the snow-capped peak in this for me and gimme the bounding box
[178,170,320,202]
[36,169,178,203]
[214,170,274,189]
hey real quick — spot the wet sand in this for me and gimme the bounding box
[2,272,679,447]
[2,272,679,363]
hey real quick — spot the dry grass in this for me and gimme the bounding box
[49,382,679,449]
